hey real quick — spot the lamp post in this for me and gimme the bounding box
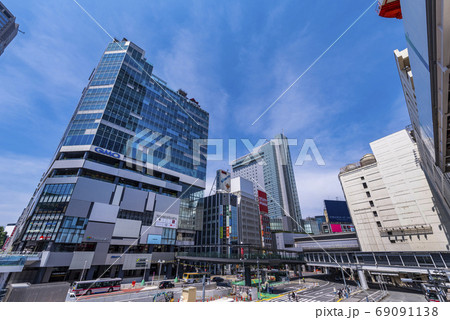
[158,259,165,281]
[142,259,148,285]
[257,256,261,293]
[80,260,87,281]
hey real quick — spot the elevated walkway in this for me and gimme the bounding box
[0,253,41,273]
[304,251,450,275]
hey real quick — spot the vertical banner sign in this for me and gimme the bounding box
[258,190,268,213]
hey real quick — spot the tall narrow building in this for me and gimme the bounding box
[379,0,450,245]
[5,39,209,284]
[231,134,302,232]
[0,1,19,56]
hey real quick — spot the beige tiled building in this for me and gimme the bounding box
[339,129,450,252]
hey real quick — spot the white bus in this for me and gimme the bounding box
[71,278,122,296]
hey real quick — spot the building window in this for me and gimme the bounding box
[369,201,374,207]
[366,191,371,198]
[376,221,382,228]
[390,239,396,243]
[362,182,368,189]
[372,211,378,217]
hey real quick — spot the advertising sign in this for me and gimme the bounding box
[330,224,342,233]
[324,200,352,224]
[154,217,178,229]
[136,258,147,268]
[258,190,268,213]
[216,170,231,192]
[147,234,162,244]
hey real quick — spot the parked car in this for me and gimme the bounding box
[212,277,225,283]
[159,281,175,289]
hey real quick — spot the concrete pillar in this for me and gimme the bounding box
[244,266,251,287]
[33,267,47,284]
[297,265,302,277]
[86,266,96,281]
[42,267,54,283]
[165,263,173,279]
[144,268,151,281]
[117,265,124,279]
[357,268,368,290]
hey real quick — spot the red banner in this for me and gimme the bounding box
[258,190,268,213]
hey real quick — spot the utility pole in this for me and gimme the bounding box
[257,257,261,293]
[202,274,206,302]
[158,259,165,282]
[340,267,347,289]
[142,259,148,285]
[80,260,87,281]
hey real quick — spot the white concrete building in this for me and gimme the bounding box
[230,177,262,247]
[339,129,450,252]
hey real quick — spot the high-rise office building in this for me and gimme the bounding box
[5,39,209,284]
[380,0,450,245]
[199,177,263,254]
[339,129,450,252]
[230,177,262,248]
[199,192,238,256]
[231,134,302,232]
[0,1,19,56]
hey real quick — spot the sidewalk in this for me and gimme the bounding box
[341,289,388,302]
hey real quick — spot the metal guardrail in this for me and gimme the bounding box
[0,252,41,258]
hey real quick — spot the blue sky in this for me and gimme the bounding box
[0,0,409,227]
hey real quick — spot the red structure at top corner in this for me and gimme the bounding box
[377,0,402,19]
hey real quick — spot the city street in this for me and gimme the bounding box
[268,279,357,302]
[77,284,230,302]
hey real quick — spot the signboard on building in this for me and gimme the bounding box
[147,234,162,244]
[258,190,268,213]
[216,170,231,192]
[324,200,352,224]
[136,258,147,268]
[154,217,178,229]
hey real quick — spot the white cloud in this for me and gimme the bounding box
[0,154,50,227]
[294,164,345,218]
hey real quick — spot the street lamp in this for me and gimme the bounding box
[142,259,149,285]
[158,259,165,282]
[80,260,87,281]
[257,256,261,293]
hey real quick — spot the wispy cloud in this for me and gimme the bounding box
[0,154,49,226]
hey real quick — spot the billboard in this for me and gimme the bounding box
[147,235,162,244]
[154,217,178,229]
[330,224,342,233]
[216,169,231,192]
[258,190,268,213]
[324,200,352,224]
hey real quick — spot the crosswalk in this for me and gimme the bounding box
[269,295,325,302]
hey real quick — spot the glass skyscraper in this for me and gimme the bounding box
[231,134,303,232]
[5,39,209,284]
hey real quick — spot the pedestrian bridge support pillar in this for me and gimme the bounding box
[357,268,368,290]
